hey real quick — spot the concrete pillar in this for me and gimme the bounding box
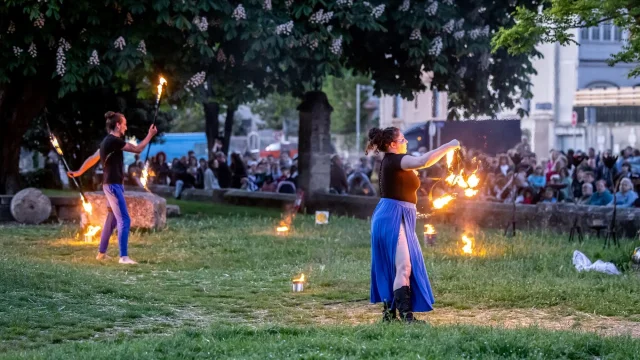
[297,91,333,196]
[531,111,554,160]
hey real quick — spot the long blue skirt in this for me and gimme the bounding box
[370,198,435,312]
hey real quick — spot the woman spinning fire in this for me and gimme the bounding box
[367,127,459,323]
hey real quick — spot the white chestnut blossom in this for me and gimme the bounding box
[232,4,246,21]
[336,0,353,6]
[443,19,455,33]
[263,0,272,10]
[327,25,333,32]
[425,2,438,16]
[193,16,208,32]
[28,43,37,58]
[371,4,385,18]
[429,36,443,56]
[480,53,491,71]
[482,25,490,37]
[399,0,410,12]
[308,38,319,50]
[56,38,71,76]
[114,36,126,50]
[310,9,333,24]
[276,21,294,35]
[125,12,133,25]
[457,66,466,78]
[410,29,421,41]
[217,48,227,62]
[88,50,100,66]
[478,6,486,13]
[186,71,206,88]
[469,28,481,40]
[34,13,45,28]
[285,0,293,7]
[7,21,15,34]
[330,36,343,55]
[453,30,465,39]
[13,46,23,56]
[137,40,147,55]
[456,19,464,29]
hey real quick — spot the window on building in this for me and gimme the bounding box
[431,91,440,118]
[591,26,600,41]
[614,27,623,41]
[393,95,402,119]
[602,22,612,41]
[580,27,590,41]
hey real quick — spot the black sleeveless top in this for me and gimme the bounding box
[379,153,420,204]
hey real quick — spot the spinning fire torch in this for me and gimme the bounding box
[47,123,93,215]
[140,76,167,190]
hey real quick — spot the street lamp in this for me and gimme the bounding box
[356,83,374,154]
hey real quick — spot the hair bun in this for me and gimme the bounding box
[368,127,382,141]
[104,111,115,120]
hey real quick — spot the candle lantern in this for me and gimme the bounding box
[292,274,305,292]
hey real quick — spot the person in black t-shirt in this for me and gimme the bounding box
[367,126,459,323]
[67,111,157,265]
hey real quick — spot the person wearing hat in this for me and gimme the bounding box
[366,126,459,323]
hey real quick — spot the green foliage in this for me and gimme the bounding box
[323,70,372,134]
[493,0,640,77]
[248,93,300,137]
[168,103,205,133]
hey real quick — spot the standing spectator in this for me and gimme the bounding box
[230,152,247,189]
[558,168,573,202]
[588,180,613,206]
[514,136,531,155]
[153,152,171,185]
[571,169,585,199]
[609,178,638,208]
[195,158,208,189]
[330,154,349,194]
[214,151,232,188]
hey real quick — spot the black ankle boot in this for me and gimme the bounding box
[382,301,397,322]
[393,286,425,323]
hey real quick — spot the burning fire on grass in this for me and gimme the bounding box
[461,233,474,255]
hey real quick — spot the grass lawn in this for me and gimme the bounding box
[1,196,640,359]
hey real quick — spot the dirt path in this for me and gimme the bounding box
[318,303,640,338]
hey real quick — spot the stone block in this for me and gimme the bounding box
[10,188,52,224]
[167,204,181,218]
[57,205,81,221]
[83,191,166,230]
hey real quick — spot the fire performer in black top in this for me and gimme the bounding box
[367,127,459,322]
[68,112,157,264]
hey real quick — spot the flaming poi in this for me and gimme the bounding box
[461,234,474,254]
[424,224,436,235]
[431,149,482,208]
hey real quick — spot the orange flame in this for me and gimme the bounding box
[446,150,454,169]
[80,194,93,216]
[157,76,167,101]
[292,273,305,282]
[140,161,151,190]
[49,134,64,156]
[461,234,473,254]
[433,195,454,209]
[84,225,101,241]
[276,225,289,233]
[464,189,478,197]
[424,224,436,234]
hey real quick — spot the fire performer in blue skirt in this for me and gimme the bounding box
[366,127,459,323]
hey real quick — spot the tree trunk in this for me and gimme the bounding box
[0,79,49,194]
[222,104,236,155]
[203,101,220,160]
[297,91,333,197]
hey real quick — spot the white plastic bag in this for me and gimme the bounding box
[572,250,621,276]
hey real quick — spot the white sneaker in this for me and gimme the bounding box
[96,253,112,260]
[118,257,138,265]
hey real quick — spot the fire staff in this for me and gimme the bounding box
[68,112,157,264]
[366,127,459,322]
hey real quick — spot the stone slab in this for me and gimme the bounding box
[83,191,166,230]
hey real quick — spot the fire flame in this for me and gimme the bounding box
[140,161,151,190]
[446,150,454,169]
[464,189,478,197]
[78,193,93,215]
[49,134,64,156]
[467,173,479,188]
[461,234,473,254]
[424,224,436,235]
[157,76,167,101]
[433,195,454,209]
[84,225,101,240]
[292,273,305,282]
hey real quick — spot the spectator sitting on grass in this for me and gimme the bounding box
[588,180,613,206]
[348,171,376,196]
[608,177,638,208]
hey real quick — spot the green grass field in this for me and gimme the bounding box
[2,197,640,359]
